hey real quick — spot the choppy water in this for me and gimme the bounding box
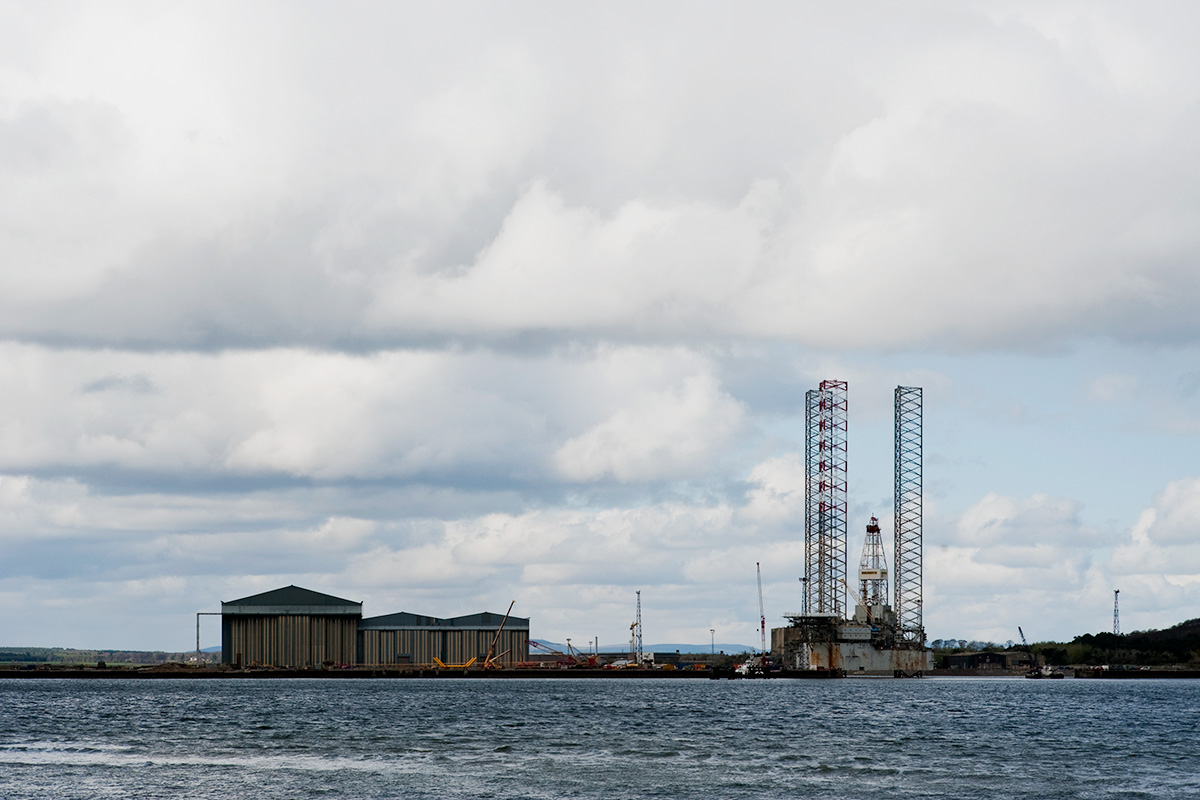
[1,676,1198,799]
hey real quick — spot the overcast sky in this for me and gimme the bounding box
[3,1,1199,651]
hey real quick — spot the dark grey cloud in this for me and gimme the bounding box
[78,373,156,394]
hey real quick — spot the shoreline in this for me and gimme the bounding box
[0,666,842,680]
[6,665,1198,680]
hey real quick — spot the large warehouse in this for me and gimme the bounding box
[220,585,529,669]
[221,586,362,668]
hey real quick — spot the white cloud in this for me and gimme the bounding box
[4,3,1200,652]
[0,343,754,484]
[555,371,746,483]
[2,5,1200,350]
[925,492,1113,641]
[0,452,802,646]
[924,481,1200,642]
[1087,374,1138,403]
[739,455,806,527]
[368,180,769,336]
[954,492,1093,547]
[1111,479,1200,572]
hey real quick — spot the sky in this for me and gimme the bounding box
[2,1,1199,651]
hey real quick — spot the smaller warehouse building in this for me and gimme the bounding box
[220,585,528,669]
[358,611,529,667]
[940,651,1032,671]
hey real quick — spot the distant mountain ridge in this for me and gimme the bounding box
[532,640,755,655]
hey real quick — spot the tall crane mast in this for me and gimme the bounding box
[635,590,644,665]
[757,562,767,661]
[482,600,515,669]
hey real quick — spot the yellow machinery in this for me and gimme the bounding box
[432,656,478,669]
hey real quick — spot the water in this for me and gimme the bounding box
[1,677,1198,799]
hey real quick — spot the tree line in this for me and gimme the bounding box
[933,618,1200,667]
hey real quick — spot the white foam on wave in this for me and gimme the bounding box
[0,740,429,774]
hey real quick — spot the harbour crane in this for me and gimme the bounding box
[1018,626,1037,670]
[482,601,515,669]
[564,638,598,668]
[528,637,597,668]
[529,640,577,667]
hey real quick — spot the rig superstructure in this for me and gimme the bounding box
[773,383,933,676]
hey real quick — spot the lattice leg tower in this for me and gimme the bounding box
[806,380,848,618]
[804,389,820,616]
[893,386,923,645]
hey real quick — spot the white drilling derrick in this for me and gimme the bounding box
[858,516,890,611]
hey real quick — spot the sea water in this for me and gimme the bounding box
[1,677,1197,799]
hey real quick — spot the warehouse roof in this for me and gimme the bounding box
[360,610,530,630]
[449,611,530,629]
[222,585,363,616]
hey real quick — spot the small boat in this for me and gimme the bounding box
[1025,665,1065,679]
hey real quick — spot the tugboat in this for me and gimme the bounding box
[1025,664,1065,679]
[1019,626,1065,678]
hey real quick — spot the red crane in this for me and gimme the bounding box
[529,639,595,668]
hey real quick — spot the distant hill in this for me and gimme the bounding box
[532,640,755,655]
[1129,617,1200,642]
[1012,619,1200,667]
[0,647,216,666]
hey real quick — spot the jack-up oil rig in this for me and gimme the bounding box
[772,383,933,676]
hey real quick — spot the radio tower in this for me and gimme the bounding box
[804,380,848,617]
[894,386,924,645]
[1113,589,1120,636]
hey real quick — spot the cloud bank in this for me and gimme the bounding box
[2,2,1199,648]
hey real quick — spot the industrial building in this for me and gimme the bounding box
[358,610,529,667]
[772,383,934,676]
[220,585,528,669]
[222,586,361,668]
[940,651,1032,671]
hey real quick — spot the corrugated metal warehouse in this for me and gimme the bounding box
[222,586,362,668]
[220,585,528,668]
[358,611,530,667]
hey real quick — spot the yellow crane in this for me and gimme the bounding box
[482,601,516,669]
[434,600,516,670]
